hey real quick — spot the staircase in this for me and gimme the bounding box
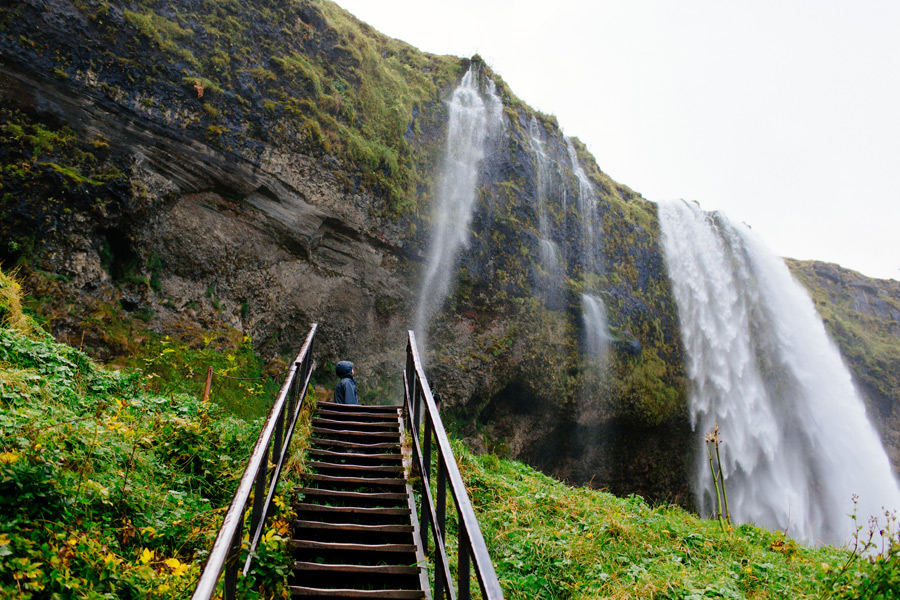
[290,401,429,599]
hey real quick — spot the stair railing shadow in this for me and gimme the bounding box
[191,324,318,600]
[404,330,504,600]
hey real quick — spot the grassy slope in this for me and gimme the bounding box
[454,442,899,599]
[0,268,302,599]
[3,266,899,598]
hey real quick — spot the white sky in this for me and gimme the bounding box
[334,0,900,281]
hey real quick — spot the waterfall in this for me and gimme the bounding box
[565,139,610,360]
[566,139,602,277]
[527,118,566,308]
[414,67,503,348]
[659,199,900,545]
[581,293,609,362]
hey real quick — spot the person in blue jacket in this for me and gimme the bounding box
[333,360,358,405]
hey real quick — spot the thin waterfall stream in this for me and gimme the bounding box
[413,66,503,350]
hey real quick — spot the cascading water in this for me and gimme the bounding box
[659,199,900,545]
[566,139,610,360]
[414,67,503,349]
[581,293,609,361]
[566,139,602,277]
[527,118,566,308]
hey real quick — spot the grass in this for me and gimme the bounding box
[0,267,302,598]
[3,267,899,599]
[446,440,899,599]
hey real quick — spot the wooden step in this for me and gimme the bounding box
[307,461,403,474]
[305,473,406,487]
[290,587,424,599]
[317,409,400,421]
[312,427,400,439]
[311,438,400,451]
[297,487,407,502]
[317,402,401,413]
[290,540,418,553]
[312,417,398,429]
[295,520,414,534]
[293,503,410,517]
[308,449,402,462]
[293,561,419,575]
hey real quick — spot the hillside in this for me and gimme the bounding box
[1,0,898,514]
[3,267,898,599]
[0,0,691,503]
[0,268,298,598]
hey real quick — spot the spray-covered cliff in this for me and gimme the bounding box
[2,0,898,510]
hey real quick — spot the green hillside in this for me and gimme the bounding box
[0,268,298,598]
[3,267,898,598]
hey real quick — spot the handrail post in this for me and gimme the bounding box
[249,442,269,538]
[272,392,286,468]
[420,409,433,554]
[435,458,448,599]
[223,518,242,600]
[459,517,470,600]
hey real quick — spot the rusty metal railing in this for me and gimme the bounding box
[191,324,318,600]
[404,330,504,600]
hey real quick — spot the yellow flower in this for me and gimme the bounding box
[0,451,20,464]
[139,548,154,564]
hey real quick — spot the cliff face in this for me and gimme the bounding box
[788,260,900,474]
[2,0,897,504]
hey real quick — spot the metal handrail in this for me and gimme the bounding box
[191,323,318,600]
[404,331,504,600]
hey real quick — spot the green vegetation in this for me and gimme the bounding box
[451,441,900,599]
[4,264,899,599]
[0,268,299,598]
[20,268,282,421]
[18,0,464,216]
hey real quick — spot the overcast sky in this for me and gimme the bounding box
[334,0,900,281]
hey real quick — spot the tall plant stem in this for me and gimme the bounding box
[715,440,731,523]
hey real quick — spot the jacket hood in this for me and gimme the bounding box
[335,361,354,378]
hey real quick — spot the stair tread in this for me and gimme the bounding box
[297,487,407,501]
[293,561,419,575]
[307,461,403,474]
[306,473,406,486]
[295,520,414,533]
[291,540,418,553]
[293,503,410,516]
[313,427,400,439]
[317,402,401,412]
[290,587,424,599]
[313,417,398,429]
[317,409,400,421]
[312,438,400,450]
[308,449,402,461]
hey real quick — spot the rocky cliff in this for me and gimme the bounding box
[1,0,897,505]
[788,259,900,474]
